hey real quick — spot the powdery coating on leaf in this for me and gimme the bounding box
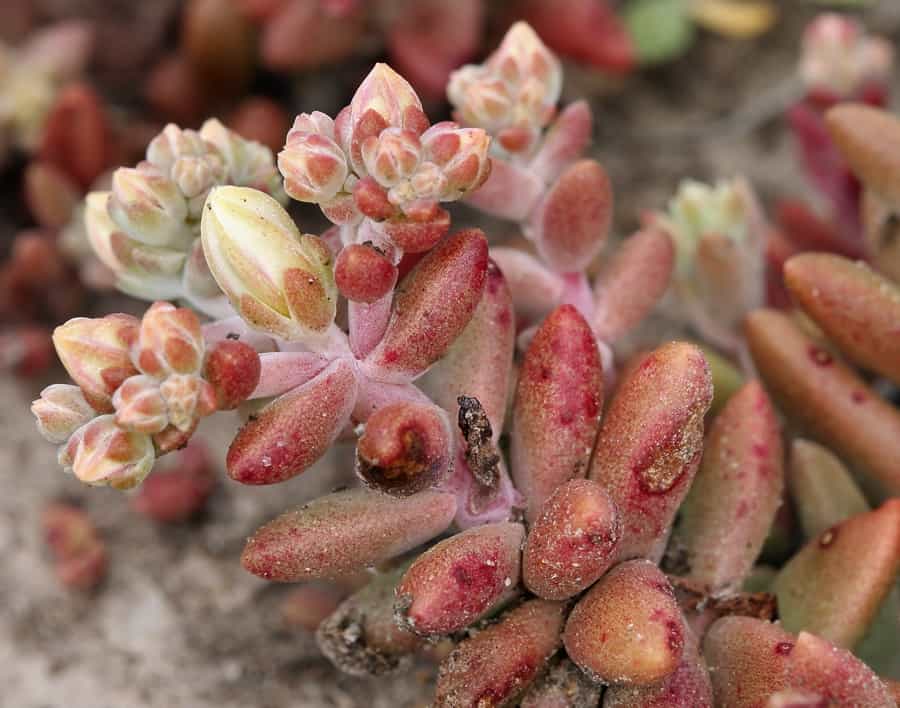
[532,159,612,273]
[765,689,828,708]
[784,253,900,386]
[523,478,621,600]
[788,438,870,540]
[519,657,601,708]
[671,380,783,591]
[702,616,794,708]
[745,308,900,495]
[563,559,686,686]
[363,228,488,383]
[825,103,900,204]
[317,567,423,677]
[334,243,398,303]
[772,499,900,650]
[434,598,565,707]
[589,341,712,561]
[529,100,593,186]
[394,522,524,636]
[419,260,515,435]
[464,158,545,221]
[592,227,675,341]
[511,305,603,523]
[355,401,453,496]
[788,631,897,707]
[241,488,457,581]
[226,358,357,484]
[489,247,564,323]
[603,628,713,708]
[52,313,140,412]
[202,339,261,410]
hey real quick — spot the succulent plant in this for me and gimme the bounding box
[29,19,900,706]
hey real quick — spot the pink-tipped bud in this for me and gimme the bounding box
[279,112,349,204]
[202,339,261,410]
[108,165,194,250]
[523,479,621,600]
[32,384,96,444]
[531,159,613,273]
[565,560,686,686]
[112,374,169,434]
[227,358,357,485]
[158,373,217,432]
[356,401,453,496]
[434,599,566,707]
[60,415,155,490]
[419,121,491,200]
[511,305,604,523]
[317,567,423,676]
[134,301,205,378]
[131,442,216,522]
[334,243,398,303]
[395,521,524,636]
[52,313,140,412]
[672,381,784,592]
[201,186,337,341]
[42,503,107,590]
[362,127,421,188]
[772,500,900,650]
[589,342,713,561]
[593,227,675,341]
[363,228,488,383]
[241,488,457,581]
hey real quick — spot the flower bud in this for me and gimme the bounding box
[112,374,168,433]
[159,374,217,432]
[60,415,155,489]
[108,165,194,250]
[199,118,284,197]
[420,122,491,200]
[202,338,261,410]
[279,112,349,203]
[361,127,421,187]
[201,186,337,340]
[32,384,96,444]
[134,301,205,378]
[146,123,226,216]
[84,191,187,299]
[53,314,140,412]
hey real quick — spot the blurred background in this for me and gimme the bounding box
[1,2,898,706]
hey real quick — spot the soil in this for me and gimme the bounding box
[3,5,899,708]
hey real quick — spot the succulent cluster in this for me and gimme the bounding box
[28,17,900,708]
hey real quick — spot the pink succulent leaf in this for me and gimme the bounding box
[352,377,433,424]
[226,357,358,484]
[592,227,676,342]
[489,246,565,324]
[529,159,613,273]
[529,100,593,185]
[463,157,544,221]
[419,260,515,435]
[241,487,457,581]
[348,293,393,360]
[511,305,604,523]
[251,351,330,400]
[361,229,489,384]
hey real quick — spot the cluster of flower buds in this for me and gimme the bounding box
[449,22,674,371]
[0,21,93,157]
[279,63,491,258]
[32,301,260,488]
[654,177,768,353]
[83,118,284,310]
[785,14,893,259]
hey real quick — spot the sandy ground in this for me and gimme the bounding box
[3,5,899,708]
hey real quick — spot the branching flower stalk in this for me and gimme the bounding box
[29,19,900,707]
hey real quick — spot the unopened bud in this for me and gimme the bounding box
[108,165,194,250]
[201,186,337,340]
[53,314,140,412]
[112,374,168,433]
[159,373,217,432]
[134,301,205,378]
[199,118,284,197]
[32,384,96,443]
[60,415,155,489]
[279,112,349,203]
